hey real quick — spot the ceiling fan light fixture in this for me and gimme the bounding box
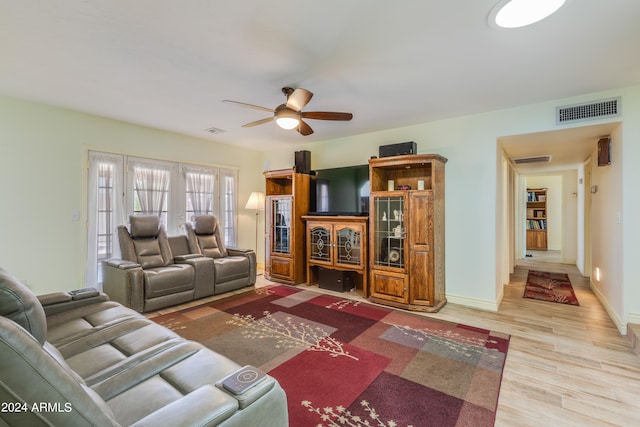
[275,107,300,130]
[490,0,566,29]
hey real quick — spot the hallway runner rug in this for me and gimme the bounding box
[152,285,510,426]
[524,270,580,306]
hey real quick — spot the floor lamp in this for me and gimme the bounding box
[245,191,265,273]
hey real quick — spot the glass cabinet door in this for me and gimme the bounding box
[372,195,405,269]
[271,198,291,254]
[309,225,331,262]
[336,225,362,267]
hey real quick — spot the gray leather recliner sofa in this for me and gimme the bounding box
[184,215,257,296]
[103,215,256,313]
[0,268,288,426]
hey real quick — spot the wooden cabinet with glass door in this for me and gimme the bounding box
[264,168,310,285]
[369,154,446,312]
[303,216,368,295]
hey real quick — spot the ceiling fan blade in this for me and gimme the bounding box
[301,111,353,121]
[297,120,314,136]
[286,88,313,111]
[242,117,274,128]
[223,100,274,113]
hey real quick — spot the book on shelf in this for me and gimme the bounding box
[527,190,547,202]
[527,219,547,230]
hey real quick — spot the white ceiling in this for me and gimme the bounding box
[499,121,620,174]
[1,0,639,167]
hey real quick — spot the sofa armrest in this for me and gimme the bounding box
[226,247,253,255]
[176,256,216,299]
[38,292,72,306]
[39,291,111,317]
[130,385,238,427]
[227,248,257,286]
[106,259,141,269]
[103,259,145,312]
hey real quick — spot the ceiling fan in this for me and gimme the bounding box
[223,87,353,136]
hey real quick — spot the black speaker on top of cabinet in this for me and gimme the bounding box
[379,141,417,158]
[295,150,311,174]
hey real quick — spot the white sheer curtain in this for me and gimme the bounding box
[132,161,171,219]
[185,167,215,219]
[219,168,238,247]
[86,151,124,289]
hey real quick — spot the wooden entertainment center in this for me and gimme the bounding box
[302,216,369,297]
[264,153,447,312]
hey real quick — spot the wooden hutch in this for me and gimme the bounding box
[264,168,310,285]
[368,154,447,312]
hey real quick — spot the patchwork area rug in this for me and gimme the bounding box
[524,270,580,306]
[152,286,510,426]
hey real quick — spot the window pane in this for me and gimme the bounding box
[132,164,170,228]
[185,170,214,220]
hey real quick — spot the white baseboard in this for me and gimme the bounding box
[446,293,500,312]
[628,312,640,325]
[590,278,626,335]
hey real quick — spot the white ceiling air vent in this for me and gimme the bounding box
[512,155,552,165]
[556,97,621,125]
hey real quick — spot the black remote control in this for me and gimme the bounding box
[221,365,267,395]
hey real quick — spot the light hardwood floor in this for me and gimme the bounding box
[148,258,640,426]
[298,257,640,426]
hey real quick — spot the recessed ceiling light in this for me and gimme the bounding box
[490,0,566,29]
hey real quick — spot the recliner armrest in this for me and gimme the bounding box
[226,248,254,256]
[226,248,257,286]
[103,260,145,312]
[106,259,141,269]
[129,385,238,427]
[38,292,73,306]
[39,291,111,316]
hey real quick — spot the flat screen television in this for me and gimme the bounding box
[309,164,370,216]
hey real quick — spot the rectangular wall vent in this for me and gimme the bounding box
[556,97,621,124]
[512,155,551,165]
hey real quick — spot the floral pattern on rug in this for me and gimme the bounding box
[523,270,579,305]
[227,311,358,360]
[152,285,510,426]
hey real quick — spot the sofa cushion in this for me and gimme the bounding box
[197,234,224,259]
[129,216,175,267]
[194,215,216,235]
[46,301,139,341]
[0,268,47,345]
[214,257,250,283]
[168,235,191,257]
[192,215,228,258]
[130,215,160,238]
[144,264,194,299]
[133,238,165,269]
